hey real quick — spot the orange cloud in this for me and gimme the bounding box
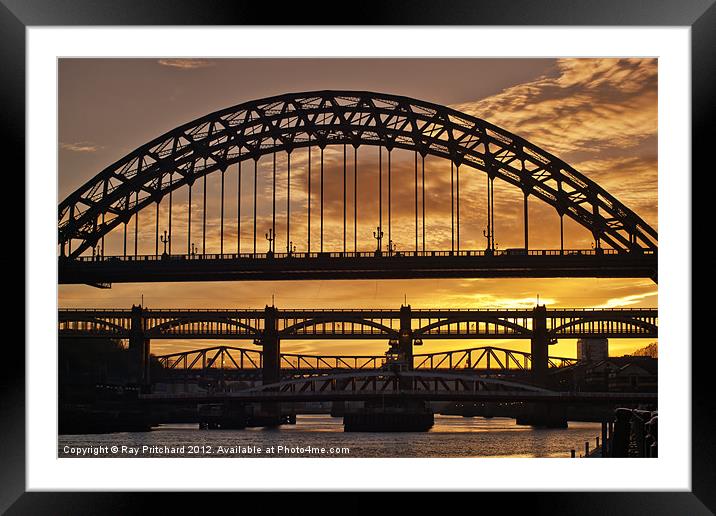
[157,59,215,70]
[61,141,102,153]
[452,58,657,156]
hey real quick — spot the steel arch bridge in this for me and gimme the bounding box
[58,90,658,285]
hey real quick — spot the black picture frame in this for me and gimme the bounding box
[4,0,712,512]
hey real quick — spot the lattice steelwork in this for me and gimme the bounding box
[154,345,577,375]
[245,371,556,396]
[412,346,577,371]
[141,371,658,404]
[157,346,263,371]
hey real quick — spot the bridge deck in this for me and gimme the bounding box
[58,306,658,340]
[59,250,657,284]
[139,390,658,404]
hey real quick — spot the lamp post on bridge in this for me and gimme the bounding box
[91,244,103,261]
[160,230,169,257]
[265,228,274,256]
[388,239,397,256]
[373,226,384,256]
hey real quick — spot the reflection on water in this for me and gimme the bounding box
[58,415,602,458]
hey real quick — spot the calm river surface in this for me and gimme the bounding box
[58,415,601,458]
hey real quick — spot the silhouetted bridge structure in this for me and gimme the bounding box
[60,249,656,285]
[58,90,657,286]
[138,371,657,405]
[57,90,659,419]
[60,304,657,387]
[152,345,579,383]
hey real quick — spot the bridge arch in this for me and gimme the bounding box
[244,370,554,394]
[414,317,530,337]
[548,316,658,337]
[146,316,261,338]
[58,316,129,336]
[59,90,658,258]
[280,316,398,338]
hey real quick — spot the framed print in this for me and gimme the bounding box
[4,0,713,512]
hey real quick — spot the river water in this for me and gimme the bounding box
[58,415,601,458]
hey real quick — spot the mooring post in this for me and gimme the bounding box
[602,421,609,457]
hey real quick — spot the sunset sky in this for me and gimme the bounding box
[58,58,658,358]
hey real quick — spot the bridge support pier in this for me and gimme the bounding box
[330,378,354,417]
[516,403,568,428]
[343,305,434,432]
[198,401,248,430]
[257,305,288,426]
[330,401,346,417]
[128,304,150,390]
[261,305,281,387]
[344,399,434,432]
[398,305,414,370]
[530,305,550,387]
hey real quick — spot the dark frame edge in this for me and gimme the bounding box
[0,1,26,515]
[0,0,715,26]
[4,0,715,513]
[691,0,716,513]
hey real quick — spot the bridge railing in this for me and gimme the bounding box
[58,307,657,341]
[68,248,639,262]
[412,347,577,371]
[58,306,655,314]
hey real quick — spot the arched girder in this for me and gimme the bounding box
[58,91,658,258]
[548,316,658,336]
[414,317,531,337]
[152,345,577,370]
[279,316,398,338]
[413,346,573,367]
[175,346,261,370]
[244,370,554,393]
[158,345,256,360]
[146,316,260,338]
[58,316,129,336]
[412,345,544,358]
